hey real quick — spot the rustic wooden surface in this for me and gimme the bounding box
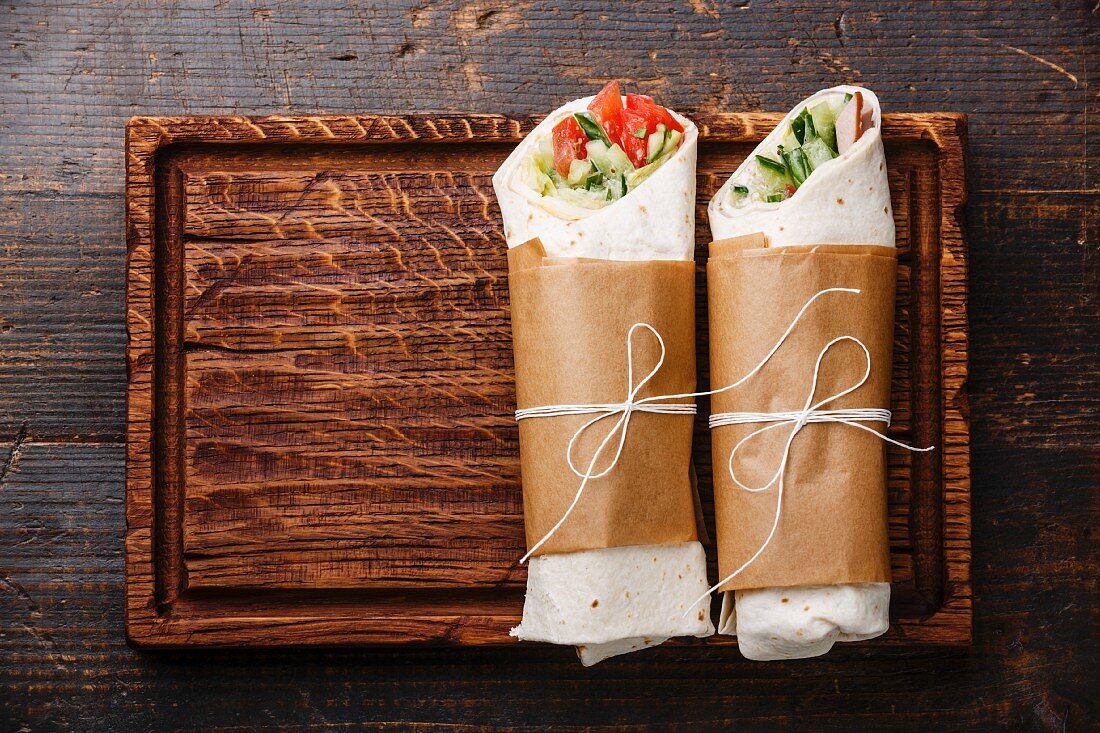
[1,1,1095,730]
[123,112,970,648]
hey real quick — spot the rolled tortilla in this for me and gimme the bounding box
[494,93,713,665]
[709,85,894,248]
[520,542,712,665]
[708,85,893,661]
[496,96,698,262]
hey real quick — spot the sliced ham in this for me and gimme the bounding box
[860,102,875,135]
[836,91,869,154]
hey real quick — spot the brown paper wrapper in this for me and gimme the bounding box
[708,234,897,591]
[508,239,699,556]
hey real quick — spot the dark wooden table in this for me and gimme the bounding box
[1,2,1095,731]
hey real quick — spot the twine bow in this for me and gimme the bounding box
[514,323,696,561]
[691,335,936,608]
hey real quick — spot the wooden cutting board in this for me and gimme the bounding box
[124,112,971,648]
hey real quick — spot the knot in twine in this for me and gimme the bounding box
[691,335,935,609]
[514,323,696,562]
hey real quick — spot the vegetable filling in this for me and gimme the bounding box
[522,81,685,209]
[728,90,876,205]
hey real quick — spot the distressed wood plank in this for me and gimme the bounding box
[3,441,1094,729]
[1,0,1095,729]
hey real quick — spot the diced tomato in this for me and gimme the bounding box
[624,94,661,135]
[659,105,685,134]
[588,81,626,148]
[619,108,650,168]
[785,183,797,198]
[625,93,684,134]
[552,116,587,177]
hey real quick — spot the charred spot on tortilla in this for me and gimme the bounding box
[837,197,845,205]
[591,599,599,608]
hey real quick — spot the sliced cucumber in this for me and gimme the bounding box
[781,147,811,186]
[646,123,668,164]
[765,192,786,203]
[760,165,789,200]
[780,127,800,153]
[803,109,817,143]
[607,143,633,174]
[585,139,610,171]
[809,101,838,153]
[828,95,847,120]
[576,137,629,200]
[791,108,816,145]
[586,139,632,179]
[756,155,787,175]
[566,158,594,186]
[802,137,835,171]
[791,111,806,145]
[574,112,611,145]
[732,184,749,196]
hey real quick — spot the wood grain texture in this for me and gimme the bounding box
[2,0,1095,730]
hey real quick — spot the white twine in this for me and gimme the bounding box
[686,335,935,613]
[515,322,697,562]
[515,287,862,563]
